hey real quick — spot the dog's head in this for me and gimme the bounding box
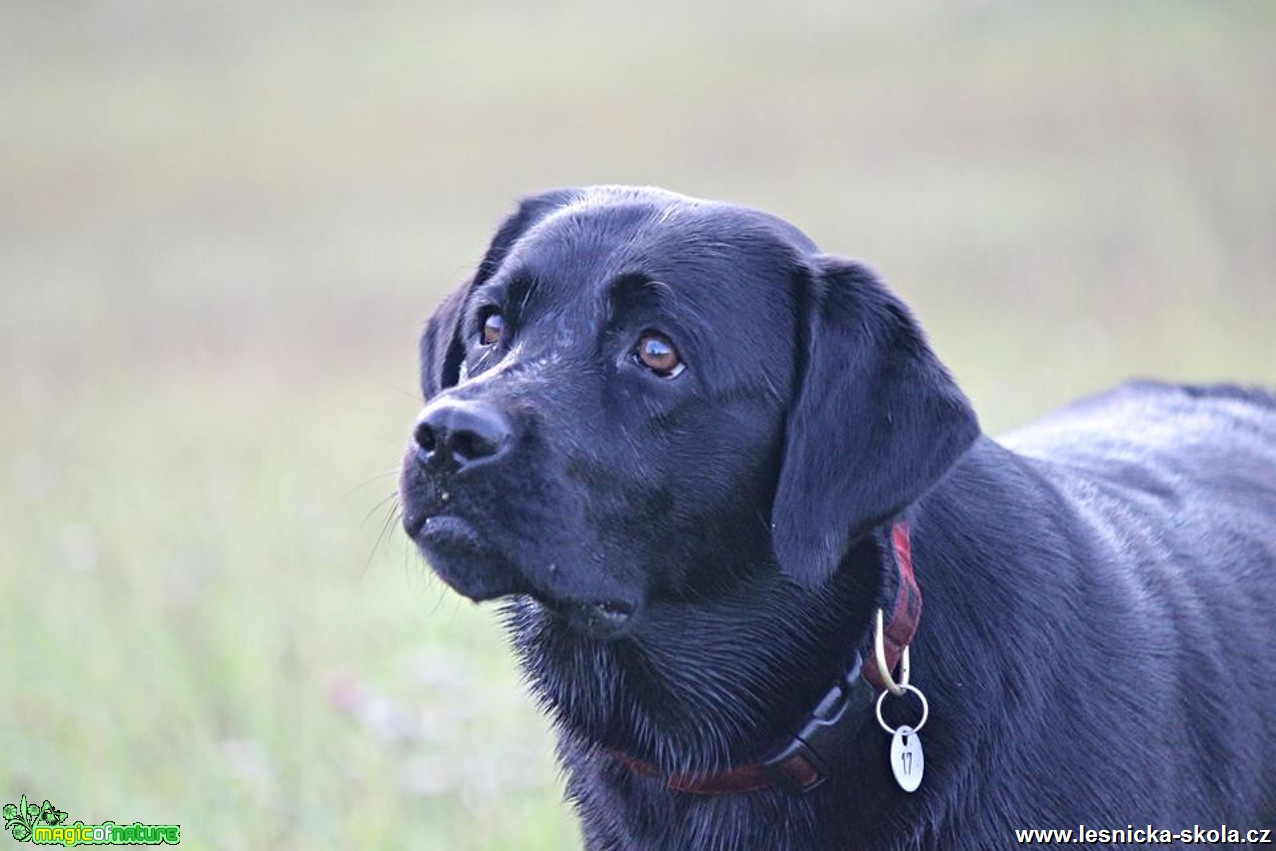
[399,186,978,645]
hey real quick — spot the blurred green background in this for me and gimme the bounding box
[3,1,1273,848]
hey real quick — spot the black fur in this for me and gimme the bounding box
[399,186,1276,849]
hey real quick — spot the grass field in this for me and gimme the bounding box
[3,2,1274,848]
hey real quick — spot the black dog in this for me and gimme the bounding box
[399,186,1276,849]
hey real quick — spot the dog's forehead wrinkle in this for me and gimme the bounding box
[572,184,819,249]
[520,194,801,277]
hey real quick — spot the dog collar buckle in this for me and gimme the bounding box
[761,653,865,796]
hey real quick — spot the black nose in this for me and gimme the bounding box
[413,399,512,471]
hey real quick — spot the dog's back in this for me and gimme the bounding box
[1000,381,1276,827]
[1005,381,1276,474]
[1003,381,1276,567]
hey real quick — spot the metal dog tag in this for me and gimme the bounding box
[890,725,924,792]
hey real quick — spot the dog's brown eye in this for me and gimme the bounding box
[481,311,504,345]
[635,332,684,378]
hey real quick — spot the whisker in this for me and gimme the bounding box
[362,498,403,578]
[378,382,424,402]
[361,490,401,526]
[345,469,402,499]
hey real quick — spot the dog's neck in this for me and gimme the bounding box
[600,521,921,796]
[504,519,902,778]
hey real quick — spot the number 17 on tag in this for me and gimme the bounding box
[890,725,924,792]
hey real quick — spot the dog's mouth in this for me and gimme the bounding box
[538,597,637,640]
[405,510,639,640]
[409,512,476,543]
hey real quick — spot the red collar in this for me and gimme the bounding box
[610,520,921,796]
[866,522,921,692]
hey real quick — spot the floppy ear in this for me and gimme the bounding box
[418,282,472,399]
[771,256,980,586]
[418,189,577,399]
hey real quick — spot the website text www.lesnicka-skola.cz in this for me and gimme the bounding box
[1013,824,1272,845]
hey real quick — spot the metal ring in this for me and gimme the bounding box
[875,683,929,735]
[874,609,908,696]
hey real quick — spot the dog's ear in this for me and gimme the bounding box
[418,282,472,399]
[771,256,980,586]
[418,189,577,398]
